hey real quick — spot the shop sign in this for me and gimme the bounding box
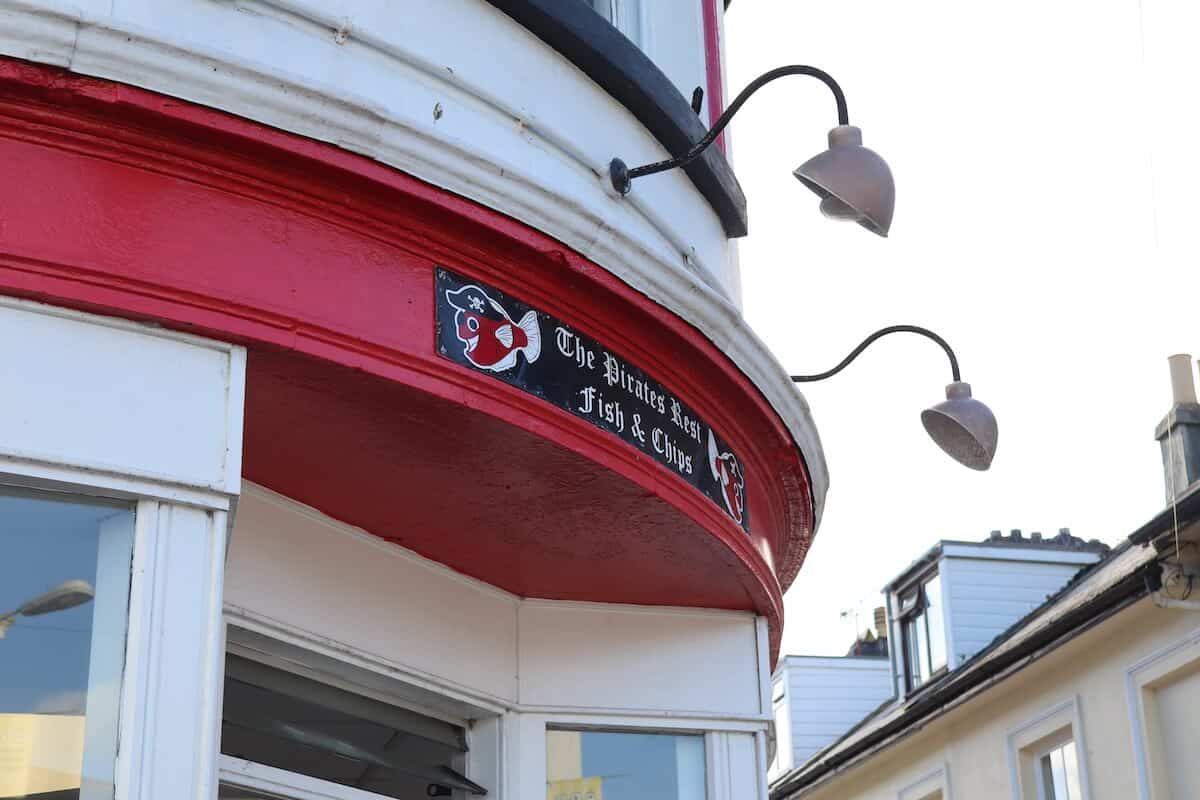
[436,268,749,532]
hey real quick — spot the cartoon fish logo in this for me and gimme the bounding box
[445,283,541,372]
[708,429,746,525]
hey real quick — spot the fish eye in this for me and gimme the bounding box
[467,317,480,332]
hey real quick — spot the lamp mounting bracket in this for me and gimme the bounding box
[610,65,850,195]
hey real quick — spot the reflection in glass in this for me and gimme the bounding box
[0,486,135,800]
[220,655,484,799]
[1039,740,1081,800]
[546,729,706,800]
[925,574,946,671]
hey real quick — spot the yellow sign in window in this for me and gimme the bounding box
[547,775,603,800]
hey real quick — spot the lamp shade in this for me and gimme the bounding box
[794,125,895,237]
[18,580,95,616]
[920,382,998,470]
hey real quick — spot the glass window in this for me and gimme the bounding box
[546,729,706,800]
[583,0,641,45]
[220,655,485,799]
[900,572,948,690]
[924,574,947,672]
[0,486,135,800]
[1038,740,1082,800]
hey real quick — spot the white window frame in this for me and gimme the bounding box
[520,712,768,800]
[219,755,396,800]
[1125,624,1200,800]
[222,612,506,800]
[0,296,245,800]
[897,571,948,691]
[898,762,952,800]
[1004,696,1091,800]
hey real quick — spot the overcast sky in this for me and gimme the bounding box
[723,1,1199,655]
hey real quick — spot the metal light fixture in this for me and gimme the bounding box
[0,579,95,639]
[610,65,895,236]
[791,326,998,469]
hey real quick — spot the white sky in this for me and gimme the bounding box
[723,1,1200,655]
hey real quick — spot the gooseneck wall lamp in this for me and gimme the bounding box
[790,326,999,470]
[609,65,895,236]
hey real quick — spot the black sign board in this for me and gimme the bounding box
[436,268,749,532]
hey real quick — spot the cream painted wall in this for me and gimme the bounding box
[788,599,1200,800]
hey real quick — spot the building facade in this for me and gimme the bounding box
[768,651,891,782]
[0,3,829,799]
[771,358,1200,800]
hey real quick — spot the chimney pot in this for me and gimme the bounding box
[989,530,1002,540]
[1031,532,1042,541]
[1010,528,1022,540]
[1169,354,1197,404]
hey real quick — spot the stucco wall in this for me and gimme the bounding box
[790,598,1200,800]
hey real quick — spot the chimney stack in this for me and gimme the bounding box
[873,606,887,640]
[1155,355,1200,502]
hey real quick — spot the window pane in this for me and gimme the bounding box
[924,575,947,671]
[1039,741,1081,800]
[915,612,931,683]
[0,486,134,800]
[547,729,706,800]
[1061,740,1081,800]
[221,655,482,798]
[904,618,921,688]
[587,0,614,22]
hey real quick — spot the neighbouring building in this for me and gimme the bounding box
[770,356,1200,800]
[767,614,892,782]
[0,3,828,800]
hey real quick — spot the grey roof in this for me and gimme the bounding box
[773,540,1153,799]
[770,507,1185,800]
[882,528,1110,592]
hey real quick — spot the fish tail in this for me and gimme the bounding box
[518,310,541,363]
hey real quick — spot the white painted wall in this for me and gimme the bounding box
[941,549,1102,667]
[518,600,761,714]
[225,483,772,798]
[225,484,766,718]
[224,485,521,705]
[0,296,243,495]
[769,655,893,777]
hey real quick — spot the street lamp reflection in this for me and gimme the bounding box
[0,580,95,639]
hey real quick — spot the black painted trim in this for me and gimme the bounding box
[485,0,749,238]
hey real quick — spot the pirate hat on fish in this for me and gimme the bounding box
[445,284,509,321]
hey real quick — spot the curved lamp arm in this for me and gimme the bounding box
[789,326,998,471]
[610,65,849,195]
[790,325,961,384]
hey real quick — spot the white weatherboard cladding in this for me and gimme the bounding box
[942,551,1100,667]
[225,484,768,719]
[0,0,829,524]
[772,656,892,772]
[0,296,244,496]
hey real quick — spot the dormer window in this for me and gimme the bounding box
[585,0,642,45]
[897,572,947,690]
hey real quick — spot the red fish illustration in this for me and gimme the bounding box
[445,284,541,372]
[708,429,745,525]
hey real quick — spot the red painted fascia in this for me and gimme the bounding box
[0,57,813,662]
